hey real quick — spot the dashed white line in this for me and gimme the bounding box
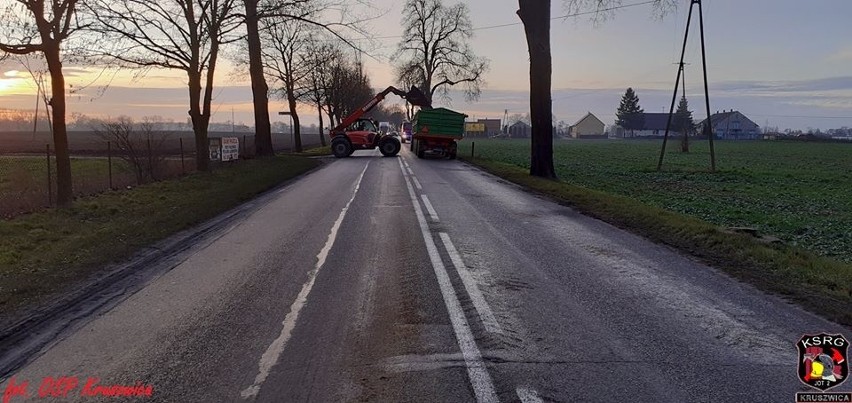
[240,162,371,399]
[516,387,544,403]
[420,195,439,222]
[398,161,499,403]
[439,233,503,335]
[411,176,423,190]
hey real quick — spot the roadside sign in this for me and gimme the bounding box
[222,137,239,161]
[209,138,222,162]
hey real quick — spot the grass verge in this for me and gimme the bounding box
[0,155,320,318]
[291,145,331,157]
[461,156,852,327]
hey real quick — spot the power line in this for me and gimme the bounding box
[748,114,852,119]
[349,0,659,42]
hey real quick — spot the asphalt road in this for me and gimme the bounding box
[2,146,850,402]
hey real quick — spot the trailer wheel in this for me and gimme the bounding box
[416,140,426,159]
[448,141,458,159]
[331,137,352,158]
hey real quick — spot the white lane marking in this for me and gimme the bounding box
[421,195,440,222]
[241,162,371,399]
[439,233,503,335]
[398,161,499,403]
[397,156,407,175]
[516,387,544,403]
[399,156,423,190]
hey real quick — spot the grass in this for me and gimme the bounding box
[0,155,320,318]
[460,139,852,262]
[0,156,194,217]
[291,145,331,157]
[459,139,852,326]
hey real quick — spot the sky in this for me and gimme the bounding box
[1,0,852,130]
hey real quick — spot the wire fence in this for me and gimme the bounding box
[0,131,325,218]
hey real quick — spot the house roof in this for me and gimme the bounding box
[699,111,758,128]
[639,113,673,131]
[510,121,530,128]
[573,112,604,127]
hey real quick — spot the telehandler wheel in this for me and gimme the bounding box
[379,137,401,157]
[331,137,352,158]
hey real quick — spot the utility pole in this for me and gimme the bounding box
[657,0,716,172]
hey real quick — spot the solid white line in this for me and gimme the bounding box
[241,162,371,399]
[439,233,503,335]
[516,387,544,403]
[412,176,423,190]
[398,162,499,403]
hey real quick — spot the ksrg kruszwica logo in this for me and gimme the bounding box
[797,333,848,391]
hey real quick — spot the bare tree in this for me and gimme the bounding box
[239,0,373,156]
[86,0,241,172]
[395,0,488,106]
[95,117,171,184]
[517,1,555,178]
[301,41,339,147]
[0,0,84,207]
[517,0,673,178]
[261,18,313,153]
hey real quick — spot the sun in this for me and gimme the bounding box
[0,71,30,96]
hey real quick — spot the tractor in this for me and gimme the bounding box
[329,86,431,158]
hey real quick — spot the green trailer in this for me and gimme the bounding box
[410,107,468,159]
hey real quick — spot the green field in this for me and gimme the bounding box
[459,139,852,262]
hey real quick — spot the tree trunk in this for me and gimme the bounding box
[518,0,556,179]
[317,103,326,147]
[244,0,274,157]
[187,71,209,172]
[288,95,302,152]
[45,44,73,207]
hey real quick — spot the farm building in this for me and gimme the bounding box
[569,112,606,139]
[465,118,502,137]
[699,110,760,140]
[617,112,671,137]
[507,121,531,138]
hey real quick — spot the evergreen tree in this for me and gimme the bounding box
[672,96,694,152]
[615,88,644,137]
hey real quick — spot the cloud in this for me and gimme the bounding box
[827,47,852,62]
[712,76,852,95]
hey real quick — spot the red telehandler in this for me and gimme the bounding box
[328,86,431,158]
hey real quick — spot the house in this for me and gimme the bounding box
[479,119,502,136]
[507,121,531,138]
[615,112,701,138]
[618,112,670,137]
[699,110,760,139]
[569,112,606,139]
